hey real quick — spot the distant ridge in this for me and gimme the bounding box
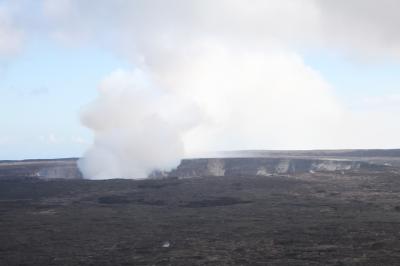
[2,150,400,163]
[0,158,79,164]
[200,149,400,158]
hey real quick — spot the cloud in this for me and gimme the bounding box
[41,0,400,60]
[316,0,400,59]
[0,3,23,56]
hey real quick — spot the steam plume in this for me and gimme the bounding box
[78,69,201,179]
[61,1,400,179]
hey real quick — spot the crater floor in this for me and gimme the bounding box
[1,169,400,265]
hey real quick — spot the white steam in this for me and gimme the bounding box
[78,44,345,179]
[50,0,400,179]
[78,69,201,179]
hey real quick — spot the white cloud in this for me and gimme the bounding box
[316,0,400,59]
[0,4,23,56]
[40,0,400,60]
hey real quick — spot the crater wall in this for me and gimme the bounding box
[0,159,82,180]
[169,157,387,178]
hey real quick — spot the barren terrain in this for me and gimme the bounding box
[1,151,400,265]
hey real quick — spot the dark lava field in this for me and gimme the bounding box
[2,166,400,265]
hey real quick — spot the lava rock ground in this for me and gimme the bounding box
[1,171,400,265]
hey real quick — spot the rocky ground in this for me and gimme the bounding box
[1,167,400,265]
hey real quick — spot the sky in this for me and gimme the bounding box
[0,38,131,159]
[0,1,400,177]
